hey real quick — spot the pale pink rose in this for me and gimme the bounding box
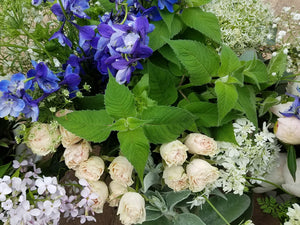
[108,181,128,207]
[282,158,300,197]
[56,109,82,147]
[26,122,61,156]
[186,159,219,192]
[89,180,109,213]
[160,140,188,167]
[117,192,146,225]
[163,165,189,192]
[108,156,134,186]
[275,117,300,145]
[184,133,217,156]
[75,156,105,181]
[64,140,91,169]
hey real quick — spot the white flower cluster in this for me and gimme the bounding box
[0,160,99,225]
[203,0,274,54]
[214,118,281,195]
[272,7,300,73]
[284,203,300,225]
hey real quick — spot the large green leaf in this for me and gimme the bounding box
[181,8,221,43]
[215,81,238,123]
[243,59,269,88]
[148,61,178,105]
[287,145,297,181]
[168,40,219,85]
[165,190,191,211]
[197,194,251,225]
[159,9,174,32]
[118,127,150,182]
[185,0,212,7]
[148,15,183,51]
[268,50,287,80]
[142,215,174,225]
[174,213,206,225]
[211,122,237,144]
[55,110,113,143]
[105,74,137,120]
[236,85,258,127]
[74,94,105,110]
[159,45,182,68]
[218,45,241,76]
[183,102,219,127]
[141,106,195,143]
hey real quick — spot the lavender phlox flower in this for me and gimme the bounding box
[1,199,13,210]
[157,0,178,13]
[280,93,300,119]
[35,176,58,195]
[0,182,12,201]
[79,214,96,224]
[77,187,98,208]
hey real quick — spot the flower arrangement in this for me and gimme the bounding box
[0,0,300,225]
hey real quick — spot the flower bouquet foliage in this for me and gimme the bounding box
[0,0,300,224]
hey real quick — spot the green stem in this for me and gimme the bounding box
[177,83,194,90]
[203,195,230,225]
[21,28,54,65]
[244,176,293,196]
[58,0,68,20]
[120,4,128,25]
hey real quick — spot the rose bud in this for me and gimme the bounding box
[108,156,134,186]
[160,140,188,167]
[88,180,109,213]
[64,140,91,170]
[75,156,105,181]
[186,158,219,192]
[26,122,61,156]
[108,180,128,207]
[184,133,218,156]
[56,109,82,148]
[275,117,300,145]
[163,165,189,192]
[117,192,146,225]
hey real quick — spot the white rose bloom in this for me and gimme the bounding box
[282,158,300,197]
[108,181,128,207]
[89,180,109,213]
[253,153,287,193]
[160,140,188,167]
[26,122,61,156]
[64,140,91,169]
[184,133,218,156]
[56,109,82,148]
[108,156,134,186]
[163,165,189,192]
[75,156,105,181]
[270,101,292,118]
[186,159,219,192]
[117,192,146,225]
[275,117,300,145]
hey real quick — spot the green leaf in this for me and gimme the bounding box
[145,210,163,222]
[212,122,237,144]
[168,40,219,85]
[183,102,219,127]
[215,81,238,123]
[236,85,258,127]
[159,9,174,32]
[98,0,115,11]
[105,74,137,120]
[141,106,195,143]
[197,194,251,224]
[0,162,11,177]
[243,60,269,88]
[287,145,297,181]
[174,213,206,225]
[165,190,191,211]
[181,8,221,43]
[143,171,161,193]
[142,215,174,225]
[185,0,212,7]
[159,45,182,68]
[268,50,287,79]
[148,61,178,105]
[148,15,183,51]
[219,45,241,76]
[74,94,105,110]
[55,110,113,143]
[239,49,257,62]
[118,127,150,182]
[259,96,280,117]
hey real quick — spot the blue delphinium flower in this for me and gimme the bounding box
[0,93,26,118]
[157,0,178,13]
[280,93,300,119]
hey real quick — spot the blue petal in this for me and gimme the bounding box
[0,80,10,92]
